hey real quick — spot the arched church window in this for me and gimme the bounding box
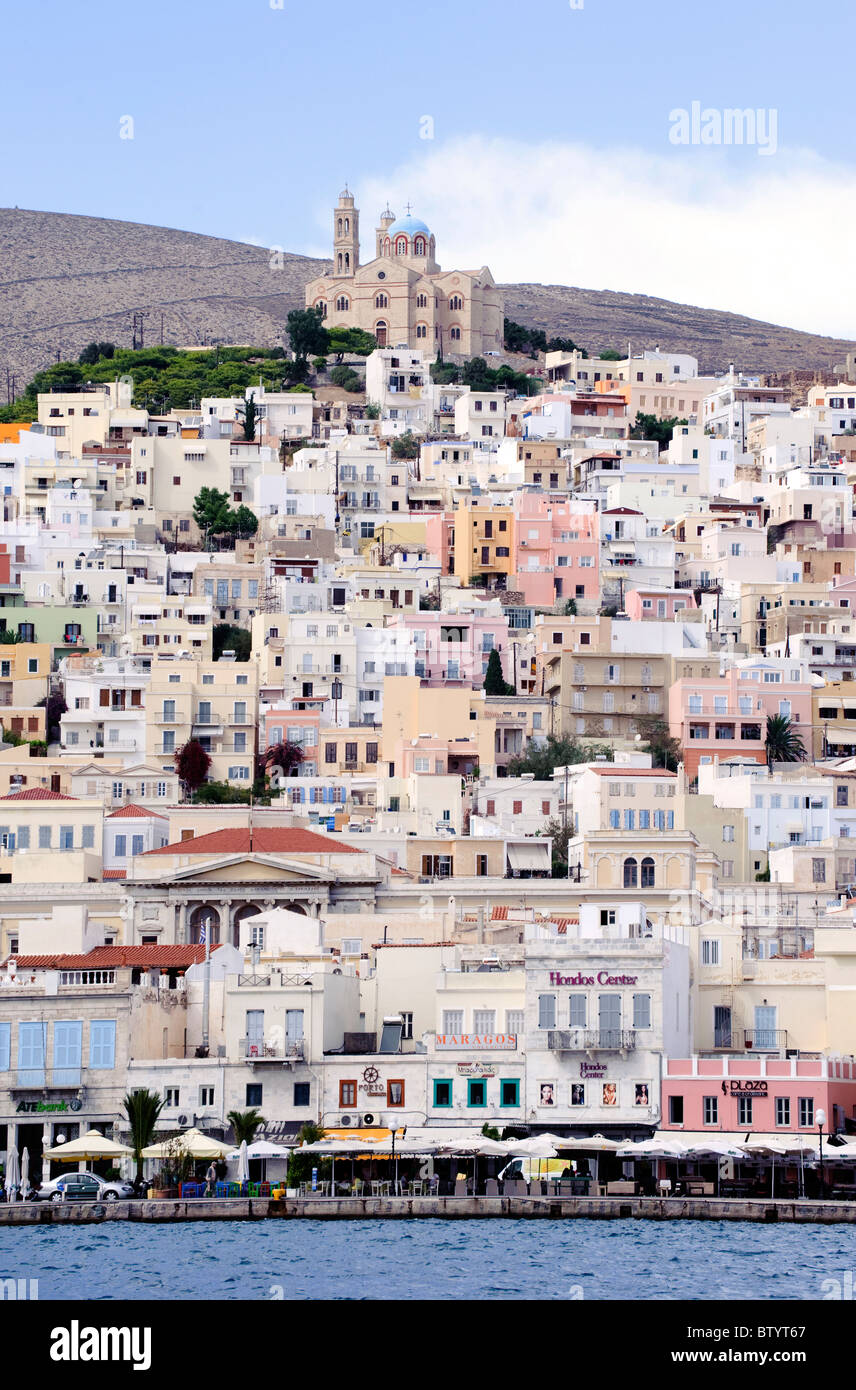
[414,237,426,256]
[344,218,349,233]
[315,301,327,318]
[337,254,342,273]
[345,253,350,271]
[375,293,388,309]
[450,325,461,341]
[395,237,408,255]
[449,294,463,311]
[337,218,343,235]
[383,238,391,255]
[416,293,428,308]
[336,296,350,312]
[416,323,427,339]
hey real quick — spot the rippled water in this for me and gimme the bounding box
[1,1219,852,1300]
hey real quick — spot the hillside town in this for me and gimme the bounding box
[4,188,856,1195]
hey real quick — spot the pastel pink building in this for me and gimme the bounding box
[668,659,816,781]
[512,494,600,607]
[424,510,455,577]
[624,588,697,622]
[391,611,512,687]
[261,705,320,761]
[662,1055,856,1137]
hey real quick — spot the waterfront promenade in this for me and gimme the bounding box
[2,1194,856,1225]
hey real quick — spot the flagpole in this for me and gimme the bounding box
[201,914,212,1057]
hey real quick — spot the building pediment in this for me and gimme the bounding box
[143,854,339,886]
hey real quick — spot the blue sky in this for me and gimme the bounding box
[3,0,855,334]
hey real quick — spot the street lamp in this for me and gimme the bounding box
[816,1107,826,1199]
[331,679,343,727]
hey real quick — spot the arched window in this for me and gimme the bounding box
[383,238,391,255]
[375,293,388,309]
[344,252,350,271]
[416,323,427,339]
[337,253,342,273]
[450,325,462,342]
[414,237,426,256]
[449,294,463,311]
[641,857,656,888]
[395,236,408,255]
[344,217,349,233]
[623,857,638,888]
[375,320,388,347]
[336,295,350,312]
[314,300,327,318]
[337,217,343,235]
[416,293,428,308]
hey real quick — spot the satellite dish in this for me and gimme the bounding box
[72,479,84,488]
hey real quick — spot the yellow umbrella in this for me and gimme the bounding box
[141,1127,232,1160]
[43,1129,133,1162]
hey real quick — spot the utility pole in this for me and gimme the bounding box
[130,312,149,351]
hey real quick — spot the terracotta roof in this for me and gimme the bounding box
[143,827,359,856]
[589,767,676,778]
[4,944,222,969]
[0,787,76,801]
[107,804,168,819]
[491,906,509,920]
[103,869,127,879]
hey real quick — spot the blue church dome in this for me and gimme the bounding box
[387,215,431,239]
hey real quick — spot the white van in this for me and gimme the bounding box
[497,1157,589,1186]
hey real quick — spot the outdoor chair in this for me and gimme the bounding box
[179,1182,202,1199]
[227,1181,242,1198]
[214,1181,229,1198]
[352,1180,364,1196]
[485,1178,499,1197]
[410,1180,424,1196]
[529,1180,544,1196]
[428,1175,440,1196]
[454,1179,468,1196]
[371,1180,383,1197]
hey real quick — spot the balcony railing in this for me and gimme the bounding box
[742,1029,788,1053]
[241,1038,305,1062]
[547,1028,636,1052]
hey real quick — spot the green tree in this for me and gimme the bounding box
[326,327,377,361]
[287,307,329,363]
[542,815,573,877]
[391,431,420,459]
[176,739,212,794]
[123,1088,164,1186]
[484,648,514,696]
[227,1109,266,1144]
[765,714,806,768]
[508,733,610,778]
[228,504,258,539]
[599,348,623,360]
[629,412,687,451]
[636,715,683,772]
[192,487,232,543]
[78,341,116,365]
[192,781,254,805]
[562,598,577,616]
[36,691,67,741]
[236,391,259,441]
[364,402,381,419]
[330,364,363,392]
[213,624,251,661]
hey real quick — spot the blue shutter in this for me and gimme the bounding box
[0,1023,10,1071]
[18,1021,46,1083]
[89,1020,116,1070]
[53,1021,83,1084]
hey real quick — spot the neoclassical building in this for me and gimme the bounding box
[304,188,504,357]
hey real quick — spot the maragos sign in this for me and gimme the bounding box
[436,1034,517,1050]
[549,972,639,986]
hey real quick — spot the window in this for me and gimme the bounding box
[738,1096,753,1126]
[569,994,586,1028]
[776,1097,791,1127]
[701,940,720,966]
[83,1019,115,1070]
[506,1010,524,1036]
[387,1079,405,1107]
[799,1097,814,1128]
[294,1082,310,1107]
[473,1010,495,1035]
[164,1088,180,1108]
[500,1079,519,1108]
[59,826,74,851]
[246,1084,263,1107]
[442,1010,463,1035]
[434,1079,453,1108]
[633,994,651,1029]
[812,858,826,883]
[339,1080,358,1108]
[668,1094,684,1124]
[0,1022,9,1072]
[623,857,638,888]
[199,1086,215,1108]
[467,1079,487,1107]
[703,1095,718,1126]
[641,857,655,888]
[538,994,556,1029]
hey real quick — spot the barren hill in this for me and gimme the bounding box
[1,207,853,387]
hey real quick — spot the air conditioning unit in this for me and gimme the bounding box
[362,1112,380,1127]
[178,1114,189,1127]
[339,1113,354,1127]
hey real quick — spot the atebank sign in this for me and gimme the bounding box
[549,971,639,986]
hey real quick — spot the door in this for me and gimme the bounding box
[754,1005,777,1050]
[598,994,621,1048]
[714,1005,732,1048]
[246,1010,264,1057]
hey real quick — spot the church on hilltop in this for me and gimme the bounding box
[304,188,504,357]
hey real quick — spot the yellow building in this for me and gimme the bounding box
[453,501,514,589]
[145,656,258,786]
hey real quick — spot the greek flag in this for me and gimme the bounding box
[198,923,206,945]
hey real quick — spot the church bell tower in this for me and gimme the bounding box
[334,187,359,278]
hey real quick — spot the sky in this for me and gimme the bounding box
[3,0,855,336]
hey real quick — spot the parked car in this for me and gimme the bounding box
[31,1171,135,1204]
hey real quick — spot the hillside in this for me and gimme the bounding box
[1,207,854,387]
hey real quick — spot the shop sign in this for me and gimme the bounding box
[456,1061,497,1077]
[436,1034,517,1051]
[580,1062,607,1078]
[549,972,638,986]
[359,1065,385,1096]
[722,1080,768,1096]
[16,1098,82,1114]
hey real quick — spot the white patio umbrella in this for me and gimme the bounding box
[236,1140,250,1186]
[4,1143,19,1200]
[141,1128,232,1160]
[43,1129,133,1162]
[20,1148,29,1200]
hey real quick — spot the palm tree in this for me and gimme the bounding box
[123,1088,164,1185]
[227,1108,266,1145]
[765,714,806,769]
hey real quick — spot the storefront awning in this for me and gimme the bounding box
[507,843,551,872]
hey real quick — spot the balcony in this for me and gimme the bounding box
[241,1038,305,1062]
[228,713,254,725]
[547,1028,636,1052]
[742,1029,788,1053]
